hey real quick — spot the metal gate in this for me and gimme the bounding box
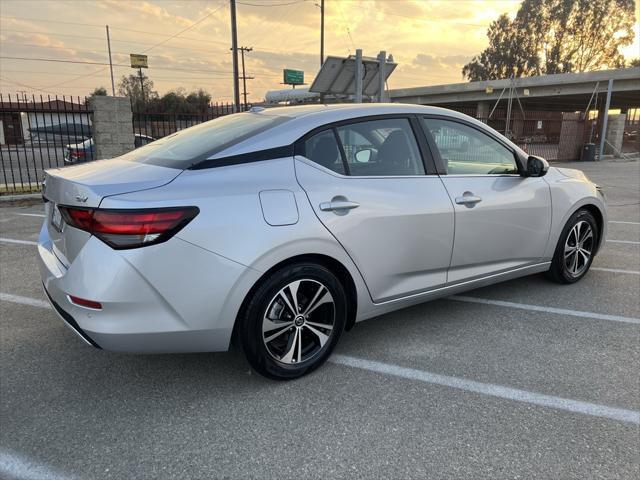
[0,94,91,194]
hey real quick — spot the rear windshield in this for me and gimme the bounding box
[121,112,290,169]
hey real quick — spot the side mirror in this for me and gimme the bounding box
[355,148,373,163]
[525,155,549,177]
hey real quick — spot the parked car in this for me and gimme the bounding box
[39,104,606,379]
[64,134,155,163]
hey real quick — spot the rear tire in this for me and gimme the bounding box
[238,262,347,380]
[547,209,598,284]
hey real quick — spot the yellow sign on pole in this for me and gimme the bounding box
[130,54,148,69]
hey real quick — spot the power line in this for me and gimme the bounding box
[0,55,283,77]
[40,2,228,90]
[0,41,225,59]
[141,1,227,53]
[0,75,59,95]
[0,30,230,55]
[237,0,307,6]
[0,69,235,80]
[0,56,115,66]
[0,16,231,44]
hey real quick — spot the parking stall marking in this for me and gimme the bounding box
[16,213,45,218]
[0,292,51,309]
[449,295,640,325]
[607,239,640,245]
[2,290,638,426]
[591,267,640,275]
[609,220,640,225]
[0,448,77,480]
[0,237,38,246]
[330,355,640,425]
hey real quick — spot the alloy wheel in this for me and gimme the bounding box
[564,220,594,277]
[262,279,335,365]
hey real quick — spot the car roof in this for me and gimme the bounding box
[257,103,453,119]
[211,103,526,160]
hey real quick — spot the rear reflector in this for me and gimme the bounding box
[58,206,199,249]
[68,295,102,310]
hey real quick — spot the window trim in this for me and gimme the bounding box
[332,128,351,175]
[418,115,526,176]
[294,114,439,177]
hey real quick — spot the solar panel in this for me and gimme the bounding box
[309,55,397,96]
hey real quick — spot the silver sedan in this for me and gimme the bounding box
[38,104,607,379]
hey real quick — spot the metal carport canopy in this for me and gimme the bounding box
[389,67,640,111]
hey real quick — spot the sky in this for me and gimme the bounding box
[0,0,638,103]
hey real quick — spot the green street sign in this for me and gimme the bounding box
[283,69,304,85]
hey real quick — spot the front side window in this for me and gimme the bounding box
[336,118,425,176]
[422,118,518,175]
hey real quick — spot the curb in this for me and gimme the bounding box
[0,193,43,206]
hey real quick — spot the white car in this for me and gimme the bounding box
[39,104,606,379]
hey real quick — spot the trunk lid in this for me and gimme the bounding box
[44,159,181,207]
[43,159,182,266]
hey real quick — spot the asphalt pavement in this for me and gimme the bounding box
[1,158,639,479]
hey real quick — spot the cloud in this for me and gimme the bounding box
[97,0,194,27]
[411,53,471,70]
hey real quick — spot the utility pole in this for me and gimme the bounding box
[138,67,145,107]
[230,0,241,112]
[239,47,254,111]
[231,46,254,110]
[106,25,115,96]
[320,0,325,66]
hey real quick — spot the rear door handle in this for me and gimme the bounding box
[319,199,360,212]
[455,192,482,207]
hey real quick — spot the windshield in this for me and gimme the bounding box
[121,112,290,168]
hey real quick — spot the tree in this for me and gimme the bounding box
[463,0,636,80]
[629,58,640,67]
[151,88,212,113]
[117,73,158,109]
[89,86,108,97]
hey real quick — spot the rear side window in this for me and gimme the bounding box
[121,113,290,169]
[336,118,424,176]
[302,118,425,177]
[303,130,346,175]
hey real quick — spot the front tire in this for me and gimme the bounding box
[238,262,347,380]
[547,209,599,284]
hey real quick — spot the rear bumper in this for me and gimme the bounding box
[37,219,260,354]
[42,285,101,348]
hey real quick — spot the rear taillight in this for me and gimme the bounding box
[58,206,199,249]
[70,150,85,159]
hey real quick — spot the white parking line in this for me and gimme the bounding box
[0,292,51,309]
[0,237,38,246]
[609,220,640,225]
[0,448,77,480]
[330,355,640,425]
[591,267,640,275]
[607,239,640,245]
[16,213,45,218]
[2,290,638,425]
[449,295,640,325]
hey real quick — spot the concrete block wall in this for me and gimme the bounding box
[89,96,134,160]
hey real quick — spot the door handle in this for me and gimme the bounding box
[455,192,482,207]
[319,199,360,212]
